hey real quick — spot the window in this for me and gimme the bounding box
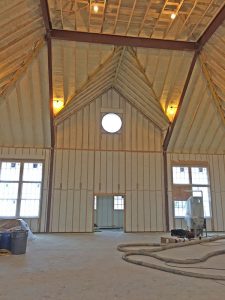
[94,196,97,210]
[114,196,124,210]
[172,165,211,218]
[172,167,189,184]
[174,201,186,217]
[0,161,43,218]
[101,113,122,133]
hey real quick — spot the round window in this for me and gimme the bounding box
[101,113,122,133]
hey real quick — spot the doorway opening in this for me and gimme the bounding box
[93,195,125,231]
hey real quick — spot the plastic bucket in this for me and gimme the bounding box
[10,230,28,255]
[0,232,11,250]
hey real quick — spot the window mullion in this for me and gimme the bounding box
[16,162,24,217]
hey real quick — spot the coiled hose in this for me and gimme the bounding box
[117,235,225,280]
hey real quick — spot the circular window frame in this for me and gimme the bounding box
[101,113,122,134]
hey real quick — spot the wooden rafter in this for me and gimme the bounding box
[138,0,153,36]
[112,0,122,34]
[149,0,169,38]
[125,0,137,35]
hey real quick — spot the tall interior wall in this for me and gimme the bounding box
[50,89,166,232]
[167,153,225,232]
[0,46,51,233]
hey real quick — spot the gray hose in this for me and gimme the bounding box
[117,235,225,280]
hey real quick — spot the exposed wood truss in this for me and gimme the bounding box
[47,0,224,42]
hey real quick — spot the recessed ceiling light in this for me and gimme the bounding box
[171,13,176,20]
[93,4,99,13]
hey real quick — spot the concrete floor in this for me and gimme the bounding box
[1,231,225,300]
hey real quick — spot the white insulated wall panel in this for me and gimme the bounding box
[56,89,162,152]
[51,149,165,232]
[52,88,166,232]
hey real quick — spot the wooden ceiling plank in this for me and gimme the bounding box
[99,0,107,33]
[138,0,154,36]
[149,0,170,38]
[112,0,122,34]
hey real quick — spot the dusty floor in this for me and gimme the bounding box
[1,231,225,300]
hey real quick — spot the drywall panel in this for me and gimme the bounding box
[167,153,225,231]
[0,147,50,232]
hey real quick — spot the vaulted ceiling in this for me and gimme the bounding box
[48,0,224,41]
[0,0,224,153]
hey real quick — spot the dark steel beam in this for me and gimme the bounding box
[40,0,55,232]
[51,29,197,51]
[46,38,55,233]
[163,151,169,232]
[163,50,199,151]
[198,4,225,49]
[40,0,52,31]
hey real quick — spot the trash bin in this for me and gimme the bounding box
[0,232,11,250]
[10,230,28,255]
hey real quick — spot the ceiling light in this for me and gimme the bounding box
[171,13,176,20]
[53,99,64,115]
[93,4,99,13]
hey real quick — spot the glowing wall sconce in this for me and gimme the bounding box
[166,104,178,122]
[53,99,64,115]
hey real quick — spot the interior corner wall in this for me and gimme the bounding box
[167,153,225,231]
[50,89,166,232]
[0,147,51,233]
